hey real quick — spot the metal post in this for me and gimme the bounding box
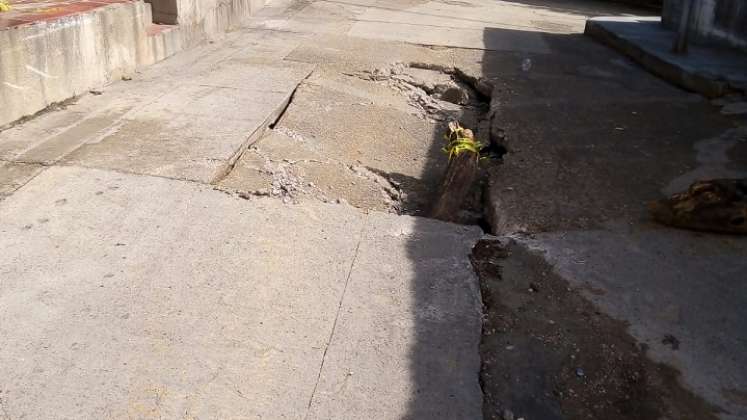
[673,0,695,54]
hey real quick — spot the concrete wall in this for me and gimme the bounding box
[0,2,180,128]
[147,0,266,34]
[1,0,269,128]
[179,0,268,44]
[663,0,747,52]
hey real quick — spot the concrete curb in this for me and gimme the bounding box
[585,17,746,98]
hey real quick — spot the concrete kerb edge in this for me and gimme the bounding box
[584,19,729,98]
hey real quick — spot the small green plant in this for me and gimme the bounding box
[442,121,483,160]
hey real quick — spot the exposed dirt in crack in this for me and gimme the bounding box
[470,237,722,420]
[350,61,504,224]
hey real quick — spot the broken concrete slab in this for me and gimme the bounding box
[263,70,448,214]
[0,165,483,419]
[60,61,313,183]
[214,49,494,219]
[585,17,747,98]
[218,130,397,211]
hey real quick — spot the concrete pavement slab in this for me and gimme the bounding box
[345,0,554,53]
[308,211,483,419]
[62,61,314,183]
[269,73,446,212]
[0,165,483,419]
[0,166,358,419]
[348,20,551,53]
[218,130,396,211]
[248,0,582,52]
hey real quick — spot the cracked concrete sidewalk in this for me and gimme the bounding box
[0,1,498,418]
[2,0,746,418]
[0,165,483,419]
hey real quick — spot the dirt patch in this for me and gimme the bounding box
[471,238,721,420]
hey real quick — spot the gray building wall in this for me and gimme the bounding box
[663,0,747,52]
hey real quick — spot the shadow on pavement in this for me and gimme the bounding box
[405,20,743,419]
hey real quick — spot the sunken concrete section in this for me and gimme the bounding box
[585,16,747,97]
[0,165,483,419]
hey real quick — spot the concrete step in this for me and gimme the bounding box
[0,0,174,128]
[585,16,747,98]
[0,0,273,128]
[0,165,484,419]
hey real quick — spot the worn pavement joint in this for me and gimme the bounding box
[305,222,367,417]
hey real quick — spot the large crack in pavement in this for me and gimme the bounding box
[218,60,503,224]
[206,34,731,420]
